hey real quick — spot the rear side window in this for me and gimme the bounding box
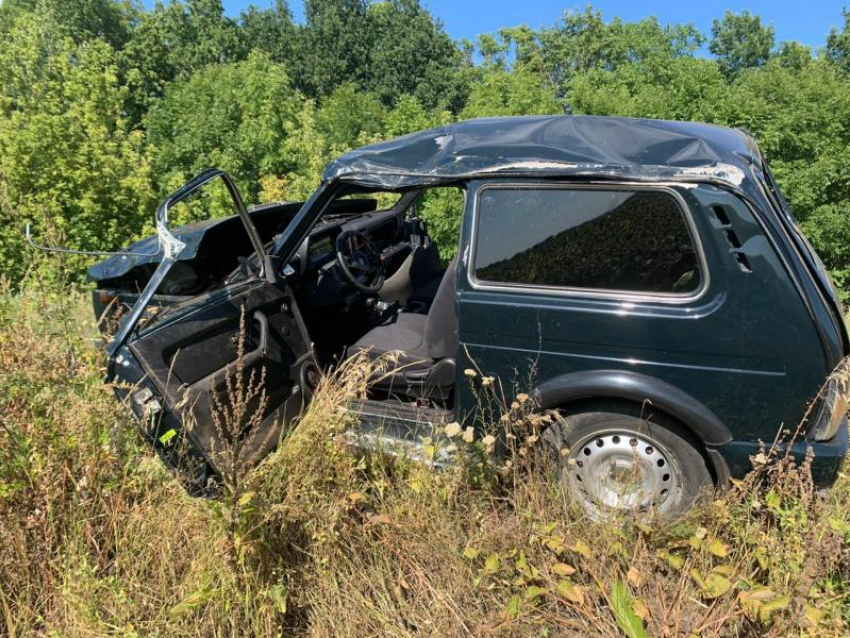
[473,187,702,295]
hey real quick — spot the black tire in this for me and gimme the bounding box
[540,401,714,520]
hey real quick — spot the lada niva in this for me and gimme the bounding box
[86,116,849,518]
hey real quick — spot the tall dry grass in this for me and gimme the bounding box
[2,285,850,637]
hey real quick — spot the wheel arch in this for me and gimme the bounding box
[532,370,733,485]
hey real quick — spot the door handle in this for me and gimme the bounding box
[228,310,269,356]
[253,310,269,355]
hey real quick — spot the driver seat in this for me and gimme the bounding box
[347,257,458,400]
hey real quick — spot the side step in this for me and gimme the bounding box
[344,399,455,465]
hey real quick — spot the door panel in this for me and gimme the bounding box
[129,280,312,474]
[101,168,314,483]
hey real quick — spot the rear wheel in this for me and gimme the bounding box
[541,404,713,520]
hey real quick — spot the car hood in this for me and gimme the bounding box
[87,218,218,282]
[86,202,306,282]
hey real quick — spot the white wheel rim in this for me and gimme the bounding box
[565,431,679,515]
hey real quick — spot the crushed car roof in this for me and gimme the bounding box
[323,115,763,192]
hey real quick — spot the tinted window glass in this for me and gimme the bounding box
[474,188,701,294]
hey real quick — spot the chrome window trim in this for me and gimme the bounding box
[465,181,711,305]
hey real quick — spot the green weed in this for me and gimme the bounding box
[1,288,849,637]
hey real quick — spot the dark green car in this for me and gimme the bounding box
[90,116,849,519]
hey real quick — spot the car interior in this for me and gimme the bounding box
[283,187,463,407]
[92,182,465,423]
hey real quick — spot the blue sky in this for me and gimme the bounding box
[216,0,848,50]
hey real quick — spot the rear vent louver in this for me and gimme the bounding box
[711,204,752,273]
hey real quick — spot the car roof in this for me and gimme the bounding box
[323,115,763,193]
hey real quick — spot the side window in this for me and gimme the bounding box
[473,187,702,295]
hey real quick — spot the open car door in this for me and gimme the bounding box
[107,170,314,491]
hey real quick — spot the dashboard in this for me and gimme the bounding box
[288,207,414,310]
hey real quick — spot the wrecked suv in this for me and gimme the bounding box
[87,116,849,519]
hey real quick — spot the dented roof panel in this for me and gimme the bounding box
[323,115,762,192]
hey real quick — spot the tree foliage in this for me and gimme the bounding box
[145,52,300,203]
[120,0,244,119]
[1,1,850,291]
[709,11,775,78]
[0,10,153,284]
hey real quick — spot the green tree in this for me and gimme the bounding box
[384,94,450,137]
[827,8,850,72]
[776,41,812,70]
[413,38,476,113]
[238,0,298,68]
[316,83,386,150]
[145,52,301,204]
[0,11,154,285]
[725,59,850,227]
[462,67,561,118]
[293,0,469,110]
[0,0,137,50]
[517,8,702,102]
[364,0,462,107]
[120,0,244,120]
[275,99,331,201]
[418,187,465,260]
[709,11,775,78]
[568,56,730,121]
[295,0,371,98]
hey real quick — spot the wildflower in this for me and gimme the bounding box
[462,426,475,443]
[444,422,462,438]
[517,393,529,403]
[482,434,496,451]
[463,369,477,378]
[510,401,520,410]
[500,414,510,424]
[752,452,769,466]
[527,434,539,445]
[481,376,495,387]
[560,447,570,456]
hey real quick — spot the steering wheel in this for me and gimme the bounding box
[335,230,385,294]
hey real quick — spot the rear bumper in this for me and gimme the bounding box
[812,419,849,486]
[715,417,848,488]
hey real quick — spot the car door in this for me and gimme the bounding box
[107,170,313,485]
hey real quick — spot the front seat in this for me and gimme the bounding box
[347,257,458,400]
[379,241,445,311]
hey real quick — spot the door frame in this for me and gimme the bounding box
[107,169,275,373]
